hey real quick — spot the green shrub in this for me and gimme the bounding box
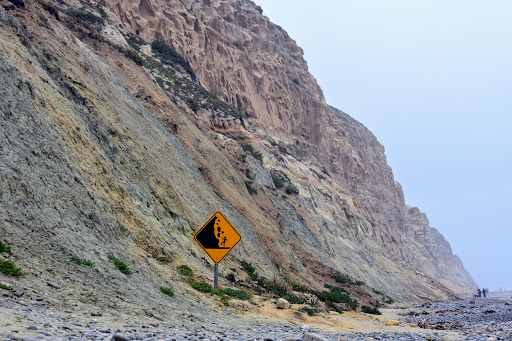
[151,40,196,79]
[124,49,144,66]
[218,294,230,306]
[285,184,298,195]
[241,143,254,154]
[177,264,194,277]
[0,259,25,276]
[152,255,170,262]
[291,282,310,293]
[372,288,385,296]
[37,0,59,19]
[155,76,165,88]
[123,32,147,51]
[71,256,95,267]
[241,144,263,163]
[362,305,381,315]
[252,150,263,163]
[189,280,213,293]
[68,8,104,26]
[217,288,252,300]
[245,169,254,180]
[271,174,284,189]
[314,284,358,310]
[0,241,11,253]
[240,154,247,163]
[107,253,133,274]
[241,260,258,281]
[160,286,175,297]
[244,180,257,195]
[0,283,13,291]
[333,271,355,285]
[298,306,319,316]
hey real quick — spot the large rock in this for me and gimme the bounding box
[276,298,290,309]
[303,333,327,341]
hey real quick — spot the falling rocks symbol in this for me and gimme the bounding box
[195,216,230,249]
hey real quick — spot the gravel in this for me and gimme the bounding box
[1,293,512,340]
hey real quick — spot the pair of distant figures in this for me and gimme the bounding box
[474,288,488,298]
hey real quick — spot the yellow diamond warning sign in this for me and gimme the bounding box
[194,211,241,264]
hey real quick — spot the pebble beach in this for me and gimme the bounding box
[1,292,511,341]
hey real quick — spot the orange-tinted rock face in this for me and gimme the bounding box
[101,0,327,142]
[98,0,476,295]
[0,0,476,307]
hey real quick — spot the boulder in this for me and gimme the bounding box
[303,333,327,341]
[276,298,290,309]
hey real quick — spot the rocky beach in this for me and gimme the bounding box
[0,292,511,341]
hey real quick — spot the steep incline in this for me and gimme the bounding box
[0,0,476,312]
[98,0,475,294]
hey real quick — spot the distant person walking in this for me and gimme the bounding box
[477,288,482,297]
[482,288,487,298]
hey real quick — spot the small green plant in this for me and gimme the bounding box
[177,264,194,277]
[160,286,175,297]
[362,305,382,315]
[314,284,358,311]
[0,283,13,291]
[152,255,170,262]
[240,154,247,163]
[108,275,116,280]
[0,259,25,276]
[285,184,298,195]
[241,143,263,163]
[0,241,11,253]
[244,180,258,195]
[155,76,165,88]
[298,306,319,316]
[217,288,253,300]
[291,282,311,293]
[151,40,196,79]
[122,32,147,51]
[245,169,254,180]
[67,8,104,26]
[218,294,230,306]
[241,260,258,281]
[71,256,95,267]
[372,288,385,296]
[271,174,284,189]
[107,253,133,274]
[189,280,213,293]
[333,271,355,285]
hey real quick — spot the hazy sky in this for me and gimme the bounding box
[254,0,512,290]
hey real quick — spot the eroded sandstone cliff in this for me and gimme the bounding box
[0,0,476,315]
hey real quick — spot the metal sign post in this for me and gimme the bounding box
[214,264,219,289]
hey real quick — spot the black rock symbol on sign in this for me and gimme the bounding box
[194,216,230,249]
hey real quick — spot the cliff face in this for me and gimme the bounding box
[99,0,475,293]
[0,0,475,311]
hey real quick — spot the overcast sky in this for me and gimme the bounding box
[254,0,512,290]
